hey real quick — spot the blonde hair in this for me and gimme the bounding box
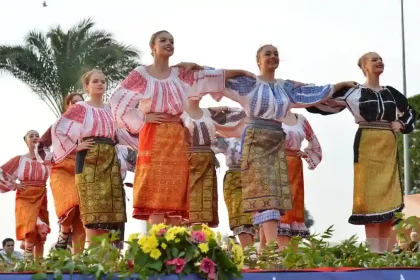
[357,52,375,76]
[149,30,171,56]
[81,69,104,88]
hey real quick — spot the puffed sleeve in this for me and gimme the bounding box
[109,66,149,133]
[52,103,86,163]
[282,80,334,108]
[300,115,322,170]
[177,67,225,99]
[386,86,417,134]
[0,156,21,193]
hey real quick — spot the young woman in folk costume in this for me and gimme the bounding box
[51,69,138,244]
[306,52,417,253]
[109,30,253,226]
[0,130,50,261]
[181,96,247,228]
[37,92,86,253]
[204,106,257,248]
[258,110,322,250]
[210,44,357,248]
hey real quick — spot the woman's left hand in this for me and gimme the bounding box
[391,121,403,133]
[173,62,203,71]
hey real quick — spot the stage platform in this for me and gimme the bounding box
[1,268,419,280]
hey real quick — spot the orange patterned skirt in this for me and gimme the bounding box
[132,122,189,220]
[278,151,309,237]
[50,157,80,226]
[15,186,49,241]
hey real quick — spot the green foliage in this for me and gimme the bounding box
[0,18,140,117]
[244,215,420,270]
[397,94,420,193]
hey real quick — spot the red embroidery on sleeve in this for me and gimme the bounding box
[121,70,148,93]
[178,68,195,86]
[62,104,86,124]
[1,156,20,175]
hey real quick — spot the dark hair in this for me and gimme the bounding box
[2,238,14,247]
[64,92,84,111]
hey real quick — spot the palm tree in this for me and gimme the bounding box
[0,18,140,117]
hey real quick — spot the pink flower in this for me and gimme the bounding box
[200,257,216,279]
[158,228,167,237]
[191,231,206,243]
[166,258,186,273]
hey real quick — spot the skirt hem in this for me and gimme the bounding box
[348,204,404,225]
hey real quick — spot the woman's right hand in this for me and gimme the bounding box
[145,113,167,124]
[13,183,25,191]
[76,139,95,152]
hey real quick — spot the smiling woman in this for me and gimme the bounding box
[110,30,252,228]
[0,130,50,261]
[306,51,417,254]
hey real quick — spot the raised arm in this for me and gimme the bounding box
[52,103,85,164]
[0,156,21,193]
[305,86,357,115]
[283,80,357,108]
[300,115,322,170]
[387,86,417,134]
[176,64,255,102]
[109,66,151,134]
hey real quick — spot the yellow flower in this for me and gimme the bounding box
[231,243,244,270]
[165,226,188,242]
[137,236,147,246]
[198,243,209,253]
[161,243,167,249]
[150,248,162,260]
[200,224,216,241]
[128,233,139,242]
[141,235,159,253]
[149,223,167,236]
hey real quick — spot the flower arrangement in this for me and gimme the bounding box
[124,224,243,280]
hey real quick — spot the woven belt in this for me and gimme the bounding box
[358,121,392,130]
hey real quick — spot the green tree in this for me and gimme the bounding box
[398,94,420,194]
[0,18,140,117]
[304,206,315,229]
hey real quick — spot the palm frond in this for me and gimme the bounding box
[0,18,141,115]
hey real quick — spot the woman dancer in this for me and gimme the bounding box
[306,52,416,253]
[51,69,137,243]
[277,110,321,248]
[38,92,85,253]
[109,30,252,226]
[210,44,356,247]
[0,130,50,261]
